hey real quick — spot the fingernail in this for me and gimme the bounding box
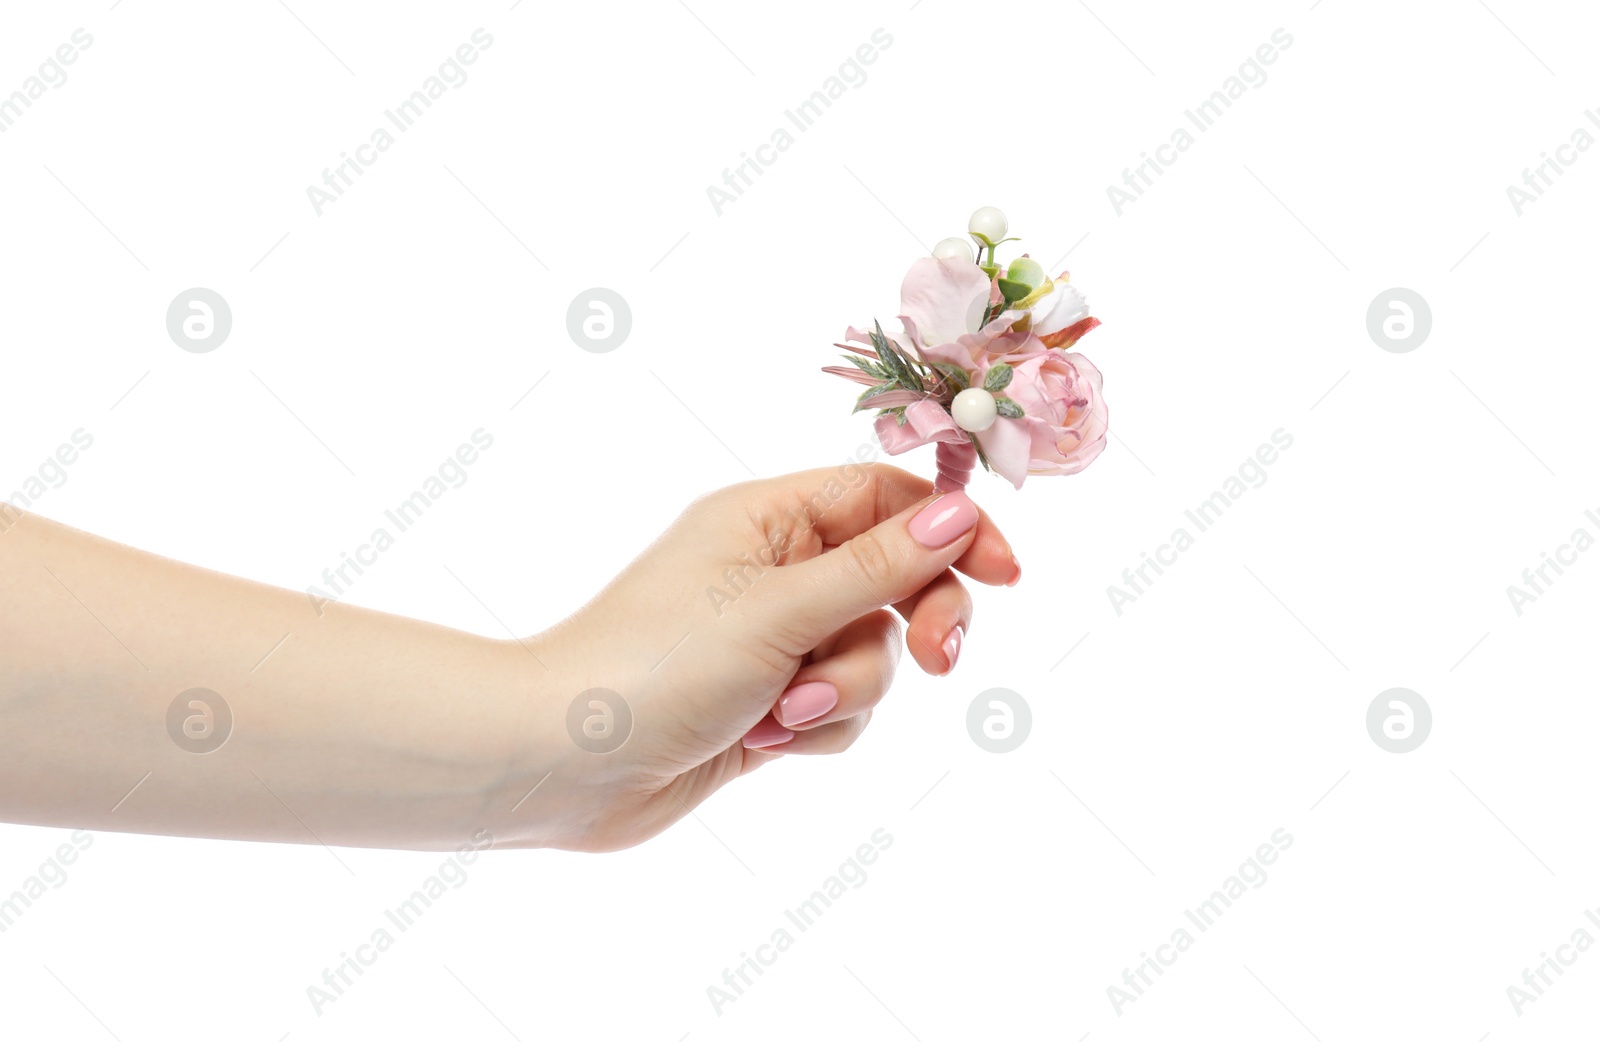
[941,625,964,674]
[909,491,978,549]
[776,681,839,727]
[742,715,795,749]
[1006,555,1022,587]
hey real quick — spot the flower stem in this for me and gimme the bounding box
[934,439,977,493]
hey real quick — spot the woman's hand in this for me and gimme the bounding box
[0,463,1015,853]
[524,462,1019,851]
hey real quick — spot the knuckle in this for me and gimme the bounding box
[874,643,899,697]
[870,608,905,660]
[860,616,901,699]
[862,460,907,485]
[836,711,872,751]
[684,480,747,518]
[676,487,726,527]
[753,617,813,667]
[845,529,898,592]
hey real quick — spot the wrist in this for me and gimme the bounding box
[476,630,630,851]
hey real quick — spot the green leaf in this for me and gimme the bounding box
[868,321,907,383]
[995,397,1024,419]
[970,432,993,473]
[931,363,969,392]
[870,320,924,392]
[845,355,890,379]
[984,363,1013,393]
[853,382,898,412]
[868,321,897,369]
[997,278,1032,303]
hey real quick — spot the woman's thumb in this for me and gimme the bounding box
[756,490,979,652]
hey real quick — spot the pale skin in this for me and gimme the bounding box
[0,463,1018,852]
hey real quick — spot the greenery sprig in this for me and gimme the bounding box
[838,321,1022,474]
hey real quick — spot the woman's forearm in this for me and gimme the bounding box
[1,464,1009,853]
[0,512,562,851]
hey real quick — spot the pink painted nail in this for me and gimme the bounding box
[942,625,964,674]
[777,681,839,727]
[742,715,795,749]
[909,491,978,549]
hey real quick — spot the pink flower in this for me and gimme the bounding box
[824,247,1109,489]
[865,339,1106,488]
[985,344,1109,484]
[894,257,1019,365]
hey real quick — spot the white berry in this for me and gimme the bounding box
[951,387,998,432]
[932,236,974,263]
[968,206,1008,244]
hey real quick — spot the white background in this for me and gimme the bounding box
[1,0,1596,1038]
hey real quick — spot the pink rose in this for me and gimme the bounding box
[986,346,1109,483]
